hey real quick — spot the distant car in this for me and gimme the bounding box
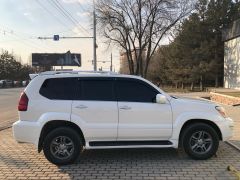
[14,81,21,87]
[13,71,234,165]
[0,80,3,87]
[22,80,29,87]
[0,80,13,88]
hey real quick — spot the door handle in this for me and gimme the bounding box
[119,106,131,110]
[75,105,88,109]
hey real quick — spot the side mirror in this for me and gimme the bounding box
[156,94,167,104]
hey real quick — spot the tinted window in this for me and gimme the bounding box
[116,78,158,103]
[40,78,77,100]
[79,78,115,101]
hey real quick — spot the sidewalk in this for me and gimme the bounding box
[0,128,240,179]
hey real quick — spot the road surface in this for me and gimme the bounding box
[0,88,24,129]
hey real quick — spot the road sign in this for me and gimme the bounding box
[53,35,59,41]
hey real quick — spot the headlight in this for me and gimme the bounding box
[215,106,227,118]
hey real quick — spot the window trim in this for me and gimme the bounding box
[115,77,160,103]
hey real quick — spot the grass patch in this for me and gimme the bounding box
[218,92,240,98]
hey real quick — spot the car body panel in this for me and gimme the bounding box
[117,101,173,140]
[71,101,118,142]
[12,72,234,151]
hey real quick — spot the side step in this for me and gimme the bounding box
[89,140,172,147]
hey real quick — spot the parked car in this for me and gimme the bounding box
[13,71,234,165]
[0,80,4,88]
[22,80,29,87]
[0,79,13,88]
[14,81,21,87]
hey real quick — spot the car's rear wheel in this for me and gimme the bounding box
[181,123,219,160]
[43,127,83,165]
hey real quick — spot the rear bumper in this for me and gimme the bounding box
[217,117,234,141]
[12,120,41,147]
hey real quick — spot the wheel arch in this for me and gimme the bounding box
[38,120,85,153]
[179,119,222,146]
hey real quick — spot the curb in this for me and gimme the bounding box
[210,92,240,106]
[0,125,12,131]
[226,141,240,152]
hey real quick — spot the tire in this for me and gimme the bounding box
[43,127,83,165]
[181,123,219,160]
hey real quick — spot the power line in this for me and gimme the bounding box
[41,29,76,37]
[36,0,91,37]
[76,1,87,12]
[35,0,73,32]
[0,26,52,52]
[48,0,90,36]
[54,0,89,33]
[5,34,44,51]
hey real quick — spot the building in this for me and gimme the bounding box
[223,19,240,89]
[120,48,146,74]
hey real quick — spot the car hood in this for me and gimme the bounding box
[170,95,217,107]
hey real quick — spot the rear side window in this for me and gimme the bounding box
[76,78,115,101]
[116,78,159,103]
[40,78,77,100]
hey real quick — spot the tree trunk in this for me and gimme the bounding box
[200,76,203,91]
[215,75,219,88]
[181,82,184,89]
[190,82,194,91]
[175,82,178,89]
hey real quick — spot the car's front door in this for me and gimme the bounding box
[71,77,118,142]
[116,78,173,141]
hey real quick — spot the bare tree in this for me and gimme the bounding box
[96,0,195,77]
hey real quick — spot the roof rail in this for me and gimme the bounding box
[39,70,118,76]
[29,74,39,80]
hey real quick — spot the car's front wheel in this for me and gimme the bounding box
[181,123,219,160]
[43,127,83,165]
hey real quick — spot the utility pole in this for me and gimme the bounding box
[93,0,97,71]
[110,53,113,71]
[37,0,98,71]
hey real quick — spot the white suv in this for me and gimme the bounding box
[13,71,234,165]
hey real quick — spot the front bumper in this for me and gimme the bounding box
[12,120,41,147]
[217,117,234,141]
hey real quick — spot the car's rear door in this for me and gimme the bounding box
[71,77,118,142]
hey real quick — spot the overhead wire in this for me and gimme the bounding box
[53,0,90,34]
[76,1,88,12]
[35,0,73,32]
[47,0,90,36]
[0,0,94,57]
[0,26,50,52]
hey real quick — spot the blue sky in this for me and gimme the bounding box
[0,0,119,71]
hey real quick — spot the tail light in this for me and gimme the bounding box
[18,92,29,111]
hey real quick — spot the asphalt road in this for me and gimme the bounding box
[0,88,24,129]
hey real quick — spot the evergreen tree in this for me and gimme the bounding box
[149,0,240,89]
[0,50,33,81]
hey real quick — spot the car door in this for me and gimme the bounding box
[71,77,118,142]
[116,78,173,141]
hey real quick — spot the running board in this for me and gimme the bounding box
[89,140,172,147]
